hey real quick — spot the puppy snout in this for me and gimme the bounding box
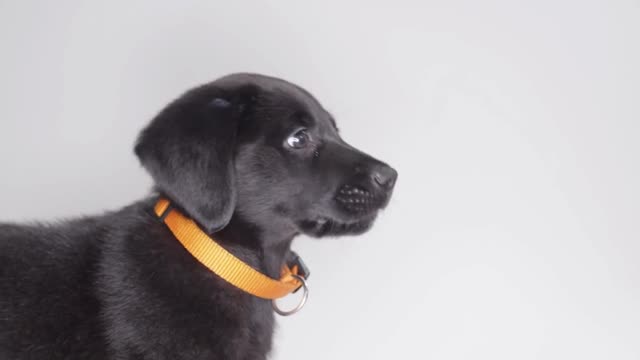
[334,162,397,216]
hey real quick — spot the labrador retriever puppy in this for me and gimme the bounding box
[0,73,397,359]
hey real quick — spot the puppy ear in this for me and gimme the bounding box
[135,84,253,233]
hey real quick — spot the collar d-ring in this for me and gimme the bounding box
[272,274,309,316]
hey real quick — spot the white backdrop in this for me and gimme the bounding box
[1,1,638,359]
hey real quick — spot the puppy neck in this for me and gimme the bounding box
[213,213,298,279]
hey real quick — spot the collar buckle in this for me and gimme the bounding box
[287,251,310,293]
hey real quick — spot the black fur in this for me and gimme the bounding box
[0,73,397,359]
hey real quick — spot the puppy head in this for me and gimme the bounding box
[136,73,397,238]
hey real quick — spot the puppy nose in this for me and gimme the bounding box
[371,165,398,190]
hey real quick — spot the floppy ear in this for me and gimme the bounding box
[135,84,252,233]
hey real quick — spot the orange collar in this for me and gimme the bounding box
[154,198,307,300]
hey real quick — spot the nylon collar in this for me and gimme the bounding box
[154,198,308,300]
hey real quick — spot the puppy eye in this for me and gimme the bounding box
[286,129,311,149]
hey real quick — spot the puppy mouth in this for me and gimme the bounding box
[298,185,387,237]
[335,185,387,215]
[298,213,378,237]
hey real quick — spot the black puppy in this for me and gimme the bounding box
[0,73,397,359]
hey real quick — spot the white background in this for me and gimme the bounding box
[1,1,639,359]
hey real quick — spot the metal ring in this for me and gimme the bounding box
[272,274,309,316]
